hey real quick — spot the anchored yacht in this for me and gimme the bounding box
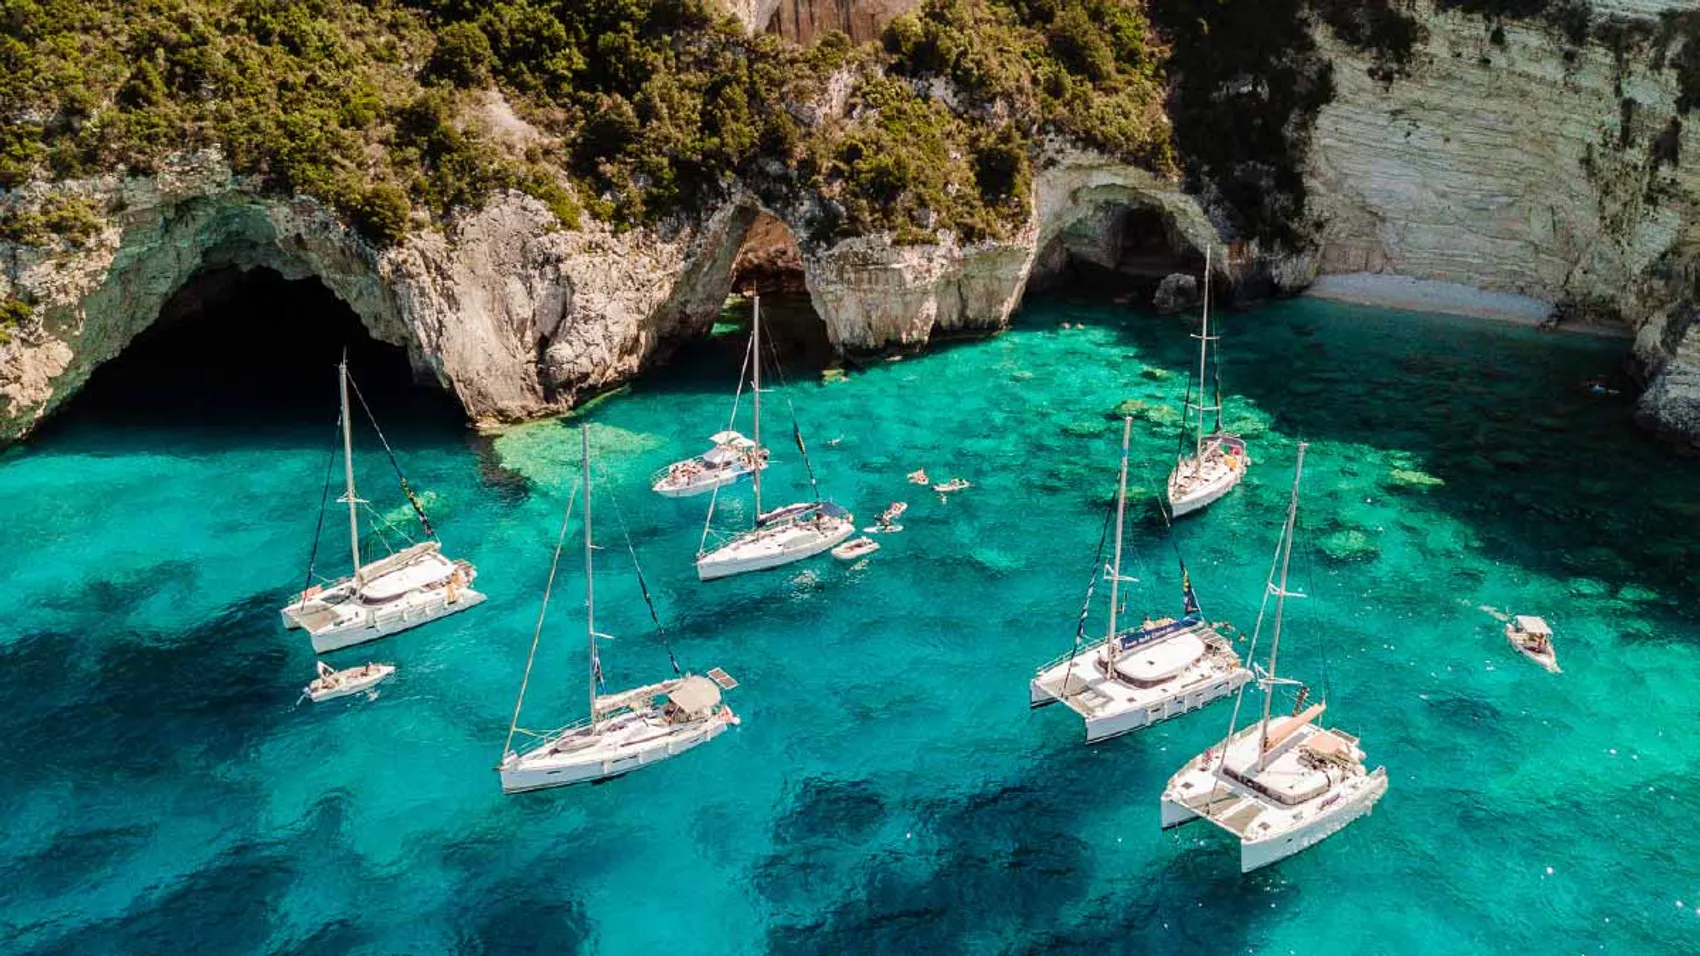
[281,356,483,653]
[1160,443,1387,872]
[500,425,738,793]
[1031,417,1250,743]
[1167,246,1250,517]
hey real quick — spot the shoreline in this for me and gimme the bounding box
[1303,273,1633,339]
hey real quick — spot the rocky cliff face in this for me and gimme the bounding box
[7,0,1700,447]
[717,0,917,45]
[0,146,1218,441]
[1304,0,1700,441]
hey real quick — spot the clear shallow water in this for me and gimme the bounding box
[3,295,1699,953]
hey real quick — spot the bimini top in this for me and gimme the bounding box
[667,675,723,717]
[1114,631,1207,684]
[708,430,755,447]
[1513,615,1551,636]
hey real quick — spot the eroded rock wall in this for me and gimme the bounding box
[1305,1,1700,440]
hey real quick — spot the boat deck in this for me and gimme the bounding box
[1032,619,1240,718]
[1166,722,1366,839]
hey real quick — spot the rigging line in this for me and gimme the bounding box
[1209,254,1225,434]
[298,410,344,604]
[1295,484,1332,703]
[360,499,419,549]
[1200,488,1293,813]
[698,478,722,556]
[345,370,437,540]
[759,328,823,500]
[1061,483,1118,698]
[1174,362,1196,464]
[503,477,581,760]
[726,319,754,434]
[606,484,683,678]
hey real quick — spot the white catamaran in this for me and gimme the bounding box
[651,326,770,497]
[1160,443,1388,873]
[281,356,484,653]
[500,426,740,793]
[695,293,854,581]
[1030,417,1251,743]
[1167,246,1249,517]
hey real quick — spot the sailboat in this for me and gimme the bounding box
[499,425,740,793]
[1160,443,1388,873]
[280,355,484,653]
[1030,417,1252,743]
[1167,246,1249,517]
[651,330,770,498]
[695,293,854,581]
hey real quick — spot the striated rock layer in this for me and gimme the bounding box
[1304,0,1700,442]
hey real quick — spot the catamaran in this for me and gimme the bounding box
[281,356,484,653]
[696,293,854,581]
[500,425,740,793]
[1030,417,1251,743]
[1167,246,1249,517]
[652,327,769,497]
[1160,443,1388,872]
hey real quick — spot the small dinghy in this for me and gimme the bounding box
[304,660,395,702]
[1506,615,1560,673]
[933,477,971,493]
[907,469,930,485]
[832,537,880,561]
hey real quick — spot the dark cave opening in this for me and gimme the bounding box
[1032,203,1205,308]
[54,267,461,434]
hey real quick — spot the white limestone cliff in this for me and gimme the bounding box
[1304,1,1700,440]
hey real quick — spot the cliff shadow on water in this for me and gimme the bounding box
[1030,293,1700,627]
[39,267,465,450]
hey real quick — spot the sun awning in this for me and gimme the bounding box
[668,675,722,716]
[708,430,750,445]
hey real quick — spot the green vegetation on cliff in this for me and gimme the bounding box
[0,0,1187,248]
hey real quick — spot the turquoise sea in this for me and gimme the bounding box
[3,288,1699,953]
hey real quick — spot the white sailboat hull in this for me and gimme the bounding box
[280,543,484,653]
[1167,446,1247,517]
[304,663,395,702]
[652,460,766,498]
[499,708,737,792]
[1029,626,1251,743]
[1159,722,1388,872]
[696,509,854,581]
[1238,770,1388,872]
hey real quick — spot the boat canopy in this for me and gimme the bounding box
[1513,615,1551,635]
[708,430,754,446]
[667,675,723,717]
[1114,632,1206,684]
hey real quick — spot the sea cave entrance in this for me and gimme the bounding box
[724,212,832,367]
[1034,201,1204,309]
[56,267,456,434]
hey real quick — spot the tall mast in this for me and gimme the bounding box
[339,355,364,585]
[1193,246,1211,474]
[582,425,599,730]
[750,292,763,524]
[1257,441,1308,770]
[1105,416,1133,670]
